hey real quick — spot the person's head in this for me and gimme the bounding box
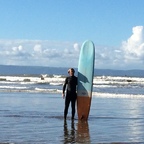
[68,68,75,76]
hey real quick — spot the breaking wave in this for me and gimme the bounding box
[0,75,144,98]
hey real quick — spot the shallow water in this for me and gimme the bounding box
[0,92,144,143]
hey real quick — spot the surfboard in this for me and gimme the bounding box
[77,40,95,121]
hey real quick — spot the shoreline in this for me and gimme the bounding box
[0,90,144,99]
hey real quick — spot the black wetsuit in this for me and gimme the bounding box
[63,75,77,119]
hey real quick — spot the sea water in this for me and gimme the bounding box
[0,93,144,143]
[0,65,144,143]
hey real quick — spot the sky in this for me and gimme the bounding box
[0,0,144,70]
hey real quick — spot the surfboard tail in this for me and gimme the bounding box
[77,96,92,121]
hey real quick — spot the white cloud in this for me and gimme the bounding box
[1,27,144,70]
[114,50,121,53]
[88,26,144,70]
[18,45,23,51]
[12,45,23,51]
[121,26,144,61]
[0,40,80,67]
[11,45,23,56]
[73,43,80,52]
[33,44,42,53]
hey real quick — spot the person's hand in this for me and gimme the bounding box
[62,93,65,99]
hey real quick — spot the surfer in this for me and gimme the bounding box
[62,68,77,120]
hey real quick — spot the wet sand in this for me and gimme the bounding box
[0,92,144,143]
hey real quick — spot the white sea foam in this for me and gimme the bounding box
[93,85,117,88]
[0,86,27,89]
[92,92,144,98]
[93,76,144,87]
[0,75,144,98]
[1,75,144,85]
[35,87,49,92]
[50,82,63,86]
[0,76,65,85]
[35,88,60,93]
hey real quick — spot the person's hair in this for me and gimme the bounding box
[68,68,75,73]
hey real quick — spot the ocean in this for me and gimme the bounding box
[0,65,144,143]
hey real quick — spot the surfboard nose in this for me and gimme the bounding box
[82,40,95,58]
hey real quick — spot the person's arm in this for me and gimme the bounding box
[62,78,67,98]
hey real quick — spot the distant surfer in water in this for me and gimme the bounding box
[62,68,77,120]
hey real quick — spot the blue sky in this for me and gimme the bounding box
[0,0,144,70]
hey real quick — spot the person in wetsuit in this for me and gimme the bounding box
[62,68,77,120]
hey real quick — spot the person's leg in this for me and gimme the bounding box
[64,97,70,119]
[71,97,76,119]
